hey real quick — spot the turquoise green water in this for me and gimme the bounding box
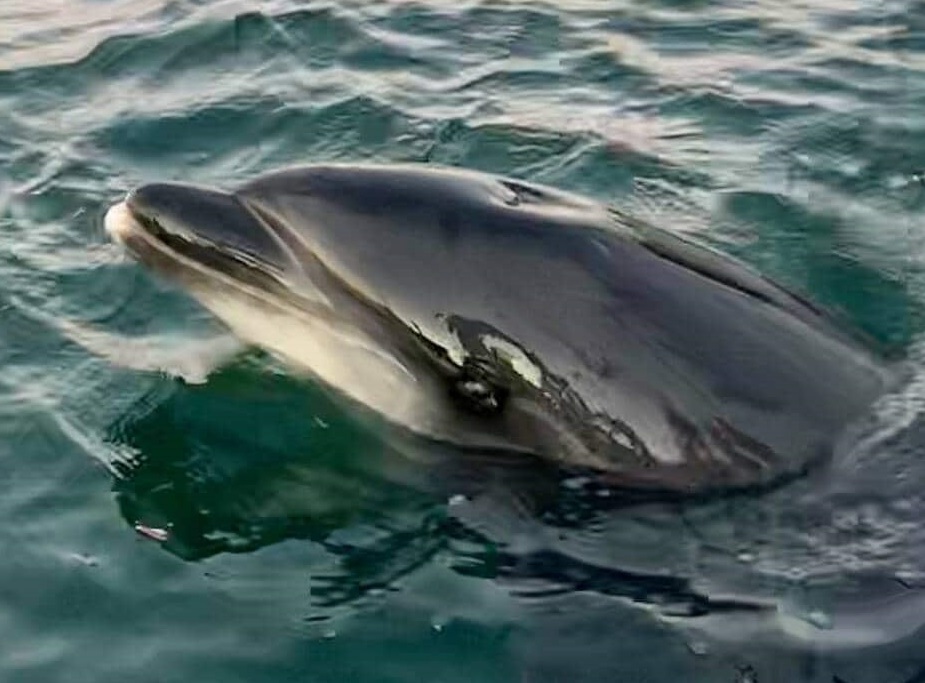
[3,1,925,681]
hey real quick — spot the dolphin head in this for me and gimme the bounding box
[105,176,440,436]
[105,163,892,494]
[103,169,554,455]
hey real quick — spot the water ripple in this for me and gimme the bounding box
[2,1,925,682]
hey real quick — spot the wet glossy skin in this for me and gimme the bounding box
[110,163,895,493]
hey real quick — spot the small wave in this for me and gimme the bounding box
[848,340,925,461]
[56,318,244,385]
[9,293,243,384]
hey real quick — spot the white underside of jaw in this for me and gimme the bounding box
[197,286,442,431]
[103,200,440,435]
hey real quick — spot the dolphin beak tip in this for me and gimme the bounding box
[104,200,136,244]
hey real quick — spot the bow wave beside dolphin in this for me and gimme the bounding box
[104,163,895,493]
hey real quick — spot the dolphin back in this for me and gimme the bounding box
[233,164,894,491]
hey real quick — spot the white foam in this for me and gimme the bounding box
[10,288,243,385]
[57,317,243,384]
[845,340,925,458]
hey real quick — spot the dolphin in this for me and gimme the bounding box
[104,163,895,493]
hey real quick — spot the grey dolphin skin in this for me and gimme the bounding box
[104,163,894,493]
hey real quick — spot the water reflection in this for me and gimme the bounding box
[107,356,431,561]
[101,352,925,682]
[105,354,736,606]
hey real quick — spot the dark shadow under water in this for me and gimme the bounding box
[105,355,925,683]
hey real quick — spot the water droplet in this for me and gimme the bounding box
[68,553,99,567]
[134,523,169,542]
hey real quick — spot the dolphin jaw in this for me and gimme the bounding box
[103,198,447,440]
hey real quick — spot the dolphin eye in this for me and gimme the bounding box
[450,356,510,415]
[452,378,508,415]
[453,379,503,413]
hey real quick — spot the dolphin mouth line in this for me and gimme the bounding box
[122,199,284,278]
[104,198,304,317]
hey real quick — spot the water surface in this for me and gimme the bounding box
[2,1,925,681]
